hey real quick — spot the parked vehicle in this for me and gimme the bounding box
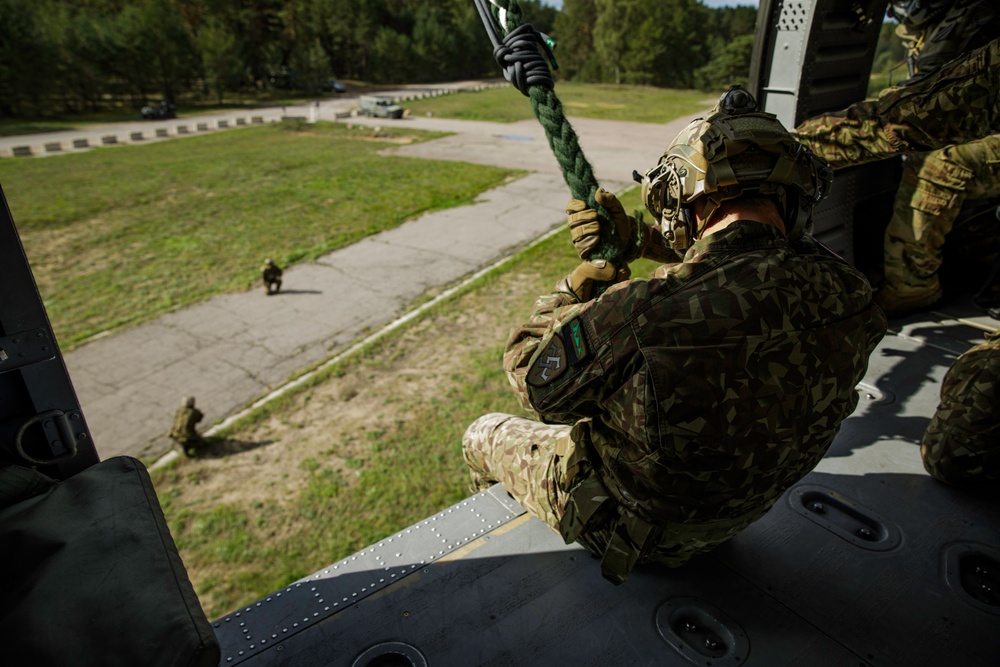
[358,95,404,119]
[322,79,347,93]
[141,101,175,120]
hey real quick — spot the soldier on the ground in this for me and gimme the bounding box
[922,329,1000,492]
[261,259,283,294]
[169,396,205,457]
[463,88,887,584]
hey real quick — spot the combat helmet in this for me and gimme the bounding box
[886,0,950,27]
[639,86,832,251]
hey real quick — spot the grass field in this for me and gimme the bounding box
[2,121,520,349]
[4,83,666,617]
[406,82,715,123]
[147,187,656,618]
[0,89,354,137]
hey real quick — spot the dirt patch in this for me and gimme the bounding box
[175,308,498,497]
[148,232,574,616]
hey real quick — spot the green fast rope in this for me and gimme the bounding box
[481,0,622,267]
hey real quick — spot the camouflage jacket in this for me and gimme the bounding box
[170,406,203,443]
[505,222,887,527]
[795,36,1000,168]
[261,264,283,282]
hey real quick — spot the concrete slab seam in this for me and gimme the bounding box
[150,221,563,470]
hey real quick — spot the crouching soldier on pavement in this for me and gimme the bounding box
[463,88,887,585]
[261,259,283,295]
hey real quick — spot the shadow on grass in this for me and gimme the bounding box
[192,437,276,459]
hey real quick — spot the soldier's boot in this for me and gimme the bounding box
[878,227,944,317]
[876,278,943,317]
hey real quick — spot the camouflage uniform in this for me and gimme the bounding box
[880,135,1000,313]
[880,2,1000,313]
[464,223,887,584]
[794,36,1000,167]
[922,329,1000,488]
[169,401,204,456]
[261,260,283,294]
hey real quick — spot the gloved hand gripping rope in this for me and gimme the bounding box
[473,0,628,294]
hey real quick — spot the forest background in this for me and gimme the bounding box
[1,0,768,118]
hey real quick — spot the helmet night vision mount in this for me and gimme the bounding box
[887,0,951,28]
[638,86,833,252]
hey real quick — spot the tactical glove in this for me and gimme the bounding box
[555,259,629,302]
[567,188,671,264]
[566,197,604,260]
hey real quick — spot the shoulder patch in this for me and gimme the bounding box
[527,335,568,387]
[526,319,590,388]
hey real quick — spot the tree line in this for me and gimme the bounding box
[0,0,757,118]
[553,0,757,90]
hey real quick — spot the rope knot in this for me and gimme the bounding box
[493,23,554,96]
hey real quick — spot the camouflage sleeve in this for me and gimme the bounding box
[795,36,1000,168]
[503,291,582,416]
[504,276,640,427]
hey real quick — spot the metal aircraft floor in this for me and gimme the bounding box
[213,300,1000,667]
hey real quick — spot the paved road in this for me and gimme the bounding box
[17,94,703,461]
[0,81,502,158]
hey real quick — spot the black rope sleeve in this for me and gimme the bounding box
[493,23,554,96]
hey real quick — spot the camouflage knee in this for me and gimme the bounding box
[462,413,571,531]
[884,150,971,284]
[921,333,1000,487]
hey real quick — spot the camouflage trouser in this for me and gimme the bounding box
[462,413,570,531]
[880,136,1000,313]
[463,413,762,583]
[922,331,1000,488]
[170,433,205,456]
[795,37,1000,168]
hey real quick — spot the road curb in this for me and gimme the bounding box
[149,222,564,471]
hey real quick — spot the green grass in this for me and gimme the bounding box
[152,338,524,616]
[1,121,521,349]
[151,261,532,617]
[405,83,715,124]
[149,186,665,618]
